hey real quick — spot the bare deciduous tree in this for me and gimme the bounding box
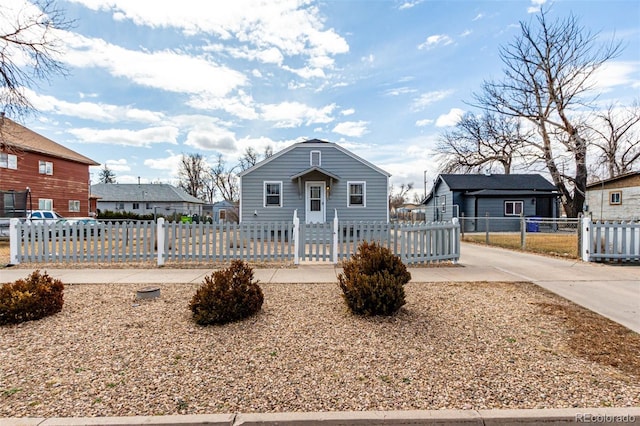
[178,153,208,200]
[0,0,73,125]
[587,102,640,179]
[388,182,414,212]
[211,154,239,202]
[437,112,533,174]
[474,8,621,217]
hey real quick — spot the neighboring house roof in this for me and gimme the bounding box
[238,139,391,178]
[91,183,205,204]
[586,171,640,189]
[439,174,557,191]
[0,116,99,166]
[423,173,557,204]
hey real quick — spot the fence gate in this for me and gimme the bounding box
[298,222,334,262]
[581,218,640,263]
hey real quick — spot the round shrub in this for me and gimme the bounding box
[189,260,263,325]
[0,270,64,325]
[338,241,411,316]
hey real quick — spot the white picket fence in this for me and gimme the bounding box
[9,213,460,266]
[581,217,640,263]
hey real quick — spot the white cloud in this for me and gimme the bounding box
[460,29,472,37]
[26,88,165,123]
[184,128,236,152]
[68,126,179,147]
[143,152,182,173]
[472,13,484,21]
[104,158,131,172]
[527,0,547,13]
[416,119,434,127]
[260,101,336,128]
[62,33,247,97]
[589,61,640,92]
[418,34,453,50]
[386,87,417,96]
[412,90,453,110]
[67,0,349,77]
[435,108,465,127]
[341,108,355,116]
[332,121,369,137]
[399,0,424,10]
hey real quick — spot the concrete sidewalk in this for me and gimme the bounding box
[1,242,638,332]
[2,407,639,425]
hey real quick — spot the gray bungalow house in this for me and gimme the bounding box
[238,139,390,223]
[422,173,559,231]
[91,183,205,218]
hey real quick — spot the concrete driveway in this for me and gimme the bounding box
[456,242,640,333]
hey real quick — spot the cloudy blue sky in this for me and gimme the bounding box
[8,0,640,200]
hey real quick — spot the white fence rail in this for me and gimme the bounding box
[9,214,461,266]
[581,218,640,263]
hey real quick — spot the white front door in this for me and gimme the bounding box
[305,181,326,223]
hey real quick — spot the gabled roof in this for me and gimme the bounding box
[290,166,340,181]
[91,183,204,204]
[238,139,391,178]
[439,174,557,191]
[0,116,99,166]
[423,173,557,204]
[586,171,640,189]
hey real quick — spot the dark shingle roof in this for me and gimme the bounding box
[91,183,204,203]
[440,174,557,192]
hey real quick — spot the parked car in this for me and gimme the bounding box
[59,218,103,237]
[25,210,64,224]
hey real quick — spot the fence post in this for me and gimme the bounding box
[580,216,591,262]
[157,218,165,266]
[9,218,19,265]
[451,217,460,264]
[293,210,300,265]
[460,212,465,237]
[520,214,526,250]
[332,209,338,264]
[485,213,490,245]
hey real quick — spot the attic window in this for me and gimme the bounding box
[310,151,321,166]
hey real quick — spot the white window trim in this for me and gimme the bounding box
[347,181,366,208]
[504,200,523,216]
[310,150,321,167]
[39,160,53,175]
[69,200,80,212]
[609,191,622,205]
[39,198,53,210]
[263,181,283,208]
[1,153,17,169]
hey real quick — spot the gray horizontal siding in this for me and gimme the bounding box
[241,145,388,223]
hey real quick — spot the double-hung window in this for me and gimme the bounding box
[504,200,523,216]
[69,200,80,212]
[310,151,321,166]
[609,191,622,205]
[39,160,53,175]
[348,181,365,207]
[264,181,282,207]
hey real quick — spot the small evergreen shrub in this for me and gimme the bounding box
[338,241,411,316]
[189,260,263,325]
[0,270,64,325]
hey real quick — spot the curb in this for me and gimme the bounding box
[2,407,639,426]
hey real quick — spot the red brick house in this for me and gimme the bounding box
[0,116,99,217]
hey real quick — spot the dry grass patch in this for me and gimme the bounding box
[463,233,579,258]
[0,281,637,417]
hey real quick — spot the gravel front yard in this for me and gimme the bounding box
[0,280,639,417]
